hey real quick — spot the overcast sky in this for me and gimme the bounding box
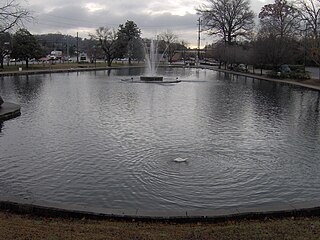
[24,0,274,48]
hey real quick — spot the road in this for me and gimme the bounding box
[306,67,320,80]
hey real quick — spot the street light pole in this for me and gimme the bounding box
[197,17,201,66]
[304,19,308,69]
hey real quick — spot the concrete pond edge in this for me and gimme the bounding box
[0,102,21,121]
[0,199,320,223]
[1,66,320,223]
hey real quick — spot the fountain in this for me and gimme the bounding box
[141,39,164,81]
[121,39,180,83]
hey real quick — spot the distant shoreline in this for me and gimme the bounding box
[1,63,319,92]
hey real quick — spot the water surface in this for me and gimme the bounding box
[0,68,320,211]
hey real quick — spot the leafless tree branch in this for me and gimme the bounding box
[0,0,32,33]
[197,0,255,45]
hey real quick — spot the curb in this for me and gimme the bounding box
[1,200,320,223]
[0,102,21,121]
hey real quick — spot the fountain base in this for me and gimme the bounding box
[121,76,181,83]
[140,76,163,81]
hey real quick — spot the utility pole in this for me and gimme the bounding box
[76,32,79,63]
[197,17,201,66]
[67,35,69,59]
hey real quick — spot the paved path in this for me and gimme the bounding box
[202,65,320,91]
[306,67,320,80]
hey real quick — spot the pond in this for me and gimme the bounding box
[0,67,320,213]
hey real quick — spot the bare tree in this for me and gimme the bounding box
[90,27,119,67]
[259,0,301,38]
[197,0,255,45]
[296,0,320,75]
[257,0,301,67]
[296,0,320,38]
[158,30,179,63]
[0,0,31,33]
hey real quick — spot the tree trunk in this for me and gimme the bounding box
[26,59,29,69]
[107,56,112,67]
[0,57,3,69]
[227,33,232,45]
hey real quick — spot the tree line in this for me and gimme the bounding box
[0,1,188,69]
[3,0,319,75]
[198,0,320,78]
[0,21,187,68]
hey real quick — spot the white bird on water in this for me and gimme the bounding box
[173,157,188,163]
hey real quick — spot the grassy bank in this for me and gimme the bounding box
[0,211,319,239]
[0,62,140,72]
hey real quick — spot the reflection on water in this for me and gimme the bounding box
[0,68,320,211]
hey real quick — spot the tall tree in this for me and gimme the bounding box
[197,0,255,45]
[257,0,301,67]
[296,0,320,72]
[296,0,320,38]
[0,0,31,33]
[259,0,301,38]
[11,28,40,69]
[117,20,141,64]
[90,27,118,66]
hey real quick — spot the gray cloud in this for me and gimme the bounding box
[24,0,274,47]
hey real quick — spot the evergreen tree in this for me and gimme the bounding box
[117,21,142,64]
[11,29,41,69]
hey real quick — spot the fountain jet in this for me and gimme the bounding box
[141,39,163,81]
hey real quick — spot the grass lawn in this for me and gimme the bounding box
[0,62,140,72]
[0,211,320,240]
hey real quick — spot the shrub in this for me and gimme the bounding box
[266,70,310,80]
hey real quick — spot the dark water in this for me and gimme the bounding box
[0,68,320,212]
